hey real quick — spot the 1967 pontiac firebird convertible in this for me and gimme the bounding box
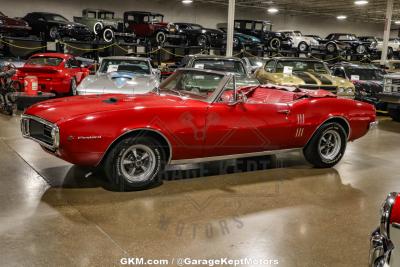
[21,69,377,191]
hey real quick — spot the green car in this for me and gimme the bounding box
[183,55,260,88]
[73,9,135,43]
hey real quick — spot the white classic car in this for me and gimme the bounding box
[277,30,319,52]
[77,56,160,95]
[376,38,400,58]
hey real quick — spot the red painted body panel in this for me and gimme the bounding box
[390,194,400,224]
[128,22,168,38]
[12,53,89,95]
[24,86,376,167]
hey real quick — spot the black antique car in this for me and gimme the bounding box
[233,19,292,51]
[331,62,386,110]
[320,33,374,55]
[0,11,31,37]
[23,12,93,41]
[175,23,223,47]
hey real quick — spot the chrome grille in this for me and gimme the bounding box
[21,115,59,150]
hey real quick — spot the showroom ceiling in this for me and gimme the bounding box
[197,0,400,23]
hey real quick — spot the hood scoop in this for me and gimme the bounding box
[103,97,119,104]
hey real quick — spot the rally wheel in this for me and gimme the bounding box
[104,136,166,191]
[303,122,347,168]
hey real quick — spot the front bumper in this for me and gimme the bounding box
[369,227,394,266]
[379,92,400,104]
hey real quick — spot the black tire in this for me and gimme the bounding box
[156,31,167,45]
[233,37,240,48]
[48,26,59,40]
[69,78,77,96]
[197,34,208,47]
[303,122,347,168]
[269,38,281,51]
[104,136,166,191]
[388,47,394,59]
[388,108,400,122]
[326,43,337,54]
[298,42,309,52]
[102,28,114,43]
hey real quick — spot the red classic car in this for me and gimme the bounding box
[370,192,400,266]
[21,69,376,191]
[0,11,31,37]
[123,11,185,45]
[12,53,90,95]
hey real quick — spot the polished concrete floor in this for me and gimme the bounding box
[0,113,399,267]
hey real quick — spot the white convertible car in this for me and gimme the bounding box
[278,30,319,52]
[77,56,160,95]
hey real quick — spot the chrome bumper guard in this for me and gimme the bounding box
[369,227,394,267]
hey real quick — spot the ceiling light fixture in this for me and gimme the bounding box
[395,20,400,25]
[337,15,347,20]
[354,0,368,5]
[182,0,193,4]
[268,8,279,14]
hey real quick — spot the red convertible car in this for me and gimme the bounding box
[12,53,90,95]
[21,69,376,191]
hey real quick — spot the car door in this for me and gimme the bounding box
[203,82,294,157]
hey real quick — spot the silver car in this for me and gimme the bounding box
[77,56,160,95]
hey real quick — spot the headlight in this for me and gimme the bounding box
[346,88,354,94]
[0,20,4,25]
[51,127,60,149]
[385,78,392,85]
[337,87,345,93]
[370,42,377,49]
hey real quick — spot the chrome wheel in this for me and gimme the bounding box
[299,42,308,52]
[120,144,156,183]
[49,27,58,39]
[318,130,342,161]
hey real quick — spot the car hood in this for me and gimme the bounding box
[25,93,185,124]
[267,71,353,87]
[49,20,88,28]
[234,32,261,43]
[352,80,383,93]
[77,72,159,95]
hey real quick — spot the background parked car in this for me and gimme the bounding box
[372,59,400,73]
[331,62,386,110]
[233,20,292,51]
[123,11,185,45]
[319,33,373,55]
[374,37,400,59]
[12,53,90,95]
[175,23,224,47]
[0,11,31,37]
[242,57,267,73]
[182,55,260,87]
[379,72,400,121]
[255,57,355,98]
[73,9,135,43]
[77,56,159,95]
[23,12,93,41]
[277,30,319,52]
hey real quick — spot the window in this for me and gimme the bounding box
[254,23,263,31]
[192,59,246,75]
[26,57,63,66]
[99,59,151,74]
[332,68,345,78]
[66,58,80,68]
[275,60,329,74]
[87,12,96,19]
[99,12,114,20]
[264,60,276,72]
[234,22,241,29]
[245,22,253,30]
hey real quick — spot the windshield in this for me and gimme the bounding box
[276,60,329,74]
[192,59,246,75]
[99,59,151,74]
[190,24,202,30]
[99,12,114,19]
[248,57,265,67]
[160,70,225,101]
[43,14,69,22]
[26,57,63,66]
[146,15,163,23]
[338,34,358,41]
[345,67,385,80]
